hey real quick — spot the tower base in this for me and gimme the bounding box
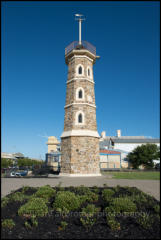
[60,136,100,175]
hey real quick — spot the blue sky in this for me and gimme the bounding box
[2,1,160,159]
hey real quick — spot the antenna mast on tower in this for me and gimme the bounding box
[75,14,85,45]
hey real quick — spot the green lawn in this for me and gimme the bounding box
[102,171,160,180]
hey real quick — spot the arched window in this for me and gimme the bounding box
[87,66,92,78]
[78,113,82,123]
[88,68,90,77]
[75,110,85,125]
[76,87,84,101]
[76,64,84,76]
[78,90,82,99]
[78,66,82,75]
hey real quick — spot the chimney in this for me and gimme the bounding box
[117,130,121,137]
[101,131,106,138]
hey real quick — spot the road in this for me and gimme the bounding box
[1,176,160,201]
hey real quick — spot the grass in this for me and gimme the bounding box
[102,171,160,180]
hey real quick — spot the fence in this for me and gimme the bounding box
[65,41,96,56]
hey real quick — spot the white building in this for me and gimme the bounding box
[99,130,160,168]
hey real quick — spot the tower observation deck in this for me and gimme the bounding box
[65,41,96,56]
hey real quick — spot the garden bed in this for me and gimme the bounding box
[1,185,160,239]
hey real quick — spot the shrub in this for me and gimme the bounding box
[10,192,30,202]
[60,221,68,230]
[75,186,99,203]
[92,187,100,194]
[24,215,38,229]
[33,185,56,200]
[31,215,38,227]
[21,186,30,194]
[106,215,121,231]
[80,204,100,230]
[2,219,15,229]
[136,213,153,229]
[102,189,115,202]
[1,197,10,208]
[25,221,32,229]
[75,185,91,195]
[113,185,121,193]
[109,197,137,213]
[130,193,147,205]
[18,197,48,217]
[53,191,81,213]
[83,191,99,203]
[154,205,160,214]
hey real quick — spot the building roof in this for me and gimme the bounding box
[112,138,160,143]
[100,138,160,144]
[100,149,121,154]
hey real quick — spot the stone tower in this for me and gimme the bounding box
[60,14,101,176]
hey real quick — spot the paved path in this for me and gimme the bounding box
[1,176,160,201]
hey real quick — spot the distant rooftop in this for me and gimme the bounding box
[100,138,160,144]
[100,149,121,155]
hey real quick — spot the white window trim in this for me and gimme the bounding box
[76,64,84,77]
[75,110,85,126]
[87,66,92,79]
[76,87,85,101]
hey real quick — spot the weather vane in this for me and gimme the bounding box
[75,14,85,45]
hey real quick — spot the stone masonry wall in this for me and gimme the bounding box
[65,80,95,106]
[64,105,97,131]
[67,57,93,80]
[61,136,100,174]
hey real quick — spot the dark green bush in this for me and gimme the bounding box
[21,186,30,194]
[33,185,56,200]
[10,192,30,202]
[84,191,99,203]
[53,191,81,213]
[92,187,100,194]
[80,204,100,229]
[60,221,68,230]
[2,219,15,229]
[130,193,147,205]
[105,197,137,213]
[106,215,121,231]
[136,213,153,229]
[75,186,99,203]
[1,196,10,208]
[102,189,115,202]
[18,197,48,217]
[112,197,137,213]
[154,205,160,214]
[75,185,91,195]
[24,215,38,229]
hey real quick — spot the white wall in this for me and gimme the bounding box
[114,143,160,153]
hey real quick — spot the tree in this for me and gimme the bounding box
[127,144,160,169]
[1,158,13,168]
